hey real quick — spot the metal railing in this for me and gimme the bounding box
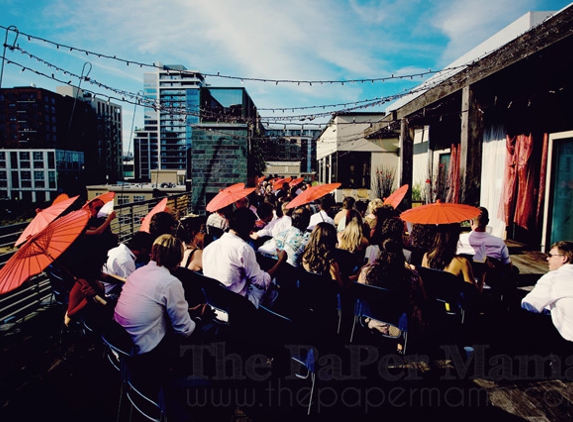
[0,193,192,327]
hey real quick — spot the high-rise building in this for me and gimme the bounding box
[57,86,123,184]
[0,86,121,201]
[134,64,203,181]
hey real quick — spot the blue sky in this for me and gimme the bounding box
[1,0,570,152]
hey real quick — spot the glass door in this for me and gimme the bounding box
[542,131,573,251]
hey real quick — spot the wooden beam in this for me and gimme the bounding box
[459,86,483,205]
[399,118,413,208]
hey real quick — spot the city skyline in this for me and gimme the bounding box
[1,0,569,152]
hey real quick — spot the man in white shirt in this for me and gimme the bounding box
[457,207,511,266]
[114,235,199,355]
[203,208,287,308]
[101,231,153,296]
[522,241,573,343]
[307,194,335,232]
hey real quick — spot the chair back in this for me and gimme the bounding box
[349,283,409,352]
[415,266,477,324]
[195,272,258,337]
[296,269,341,339]
[173,267,207,307]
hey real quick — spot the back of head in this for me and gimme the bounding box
[127,231,153,253]
[366,239,408,291]
[367,198,384,215]
[292,207,311,231]
[342,196,356,210]
[257,201,274,221]
[355,200,367,215]
[303,222,338,273]
[151,234,184,269]
[474,207,489,228]
[426,223,462,270]
[177,215,205,244]
[229,208,257,239]
[318,194,334,211]
[149,211,176,240]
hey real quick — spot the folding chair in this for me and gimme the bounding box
[415,266,473,325]
[349,282,409,355]
[101,319,168,422]
[296,269,342,342]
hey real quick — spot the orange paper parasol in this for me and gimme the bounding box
[384,184,409,209]
[82,191,116,210]
[139,197,170,233]
[0,209,90,295]
[289,177,305,187]
[51,193,70,205]
[399,200,480,224]
[273,177,292,191]
[15,195,81,247]
[286,183,341,209]
[206,183,256,212]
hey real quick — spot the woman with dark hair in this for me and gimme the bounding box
[405,223,439,266]
[358,239,428,335]
[302,222,350,290]
[178,215,205,272]
[421,223,479,289]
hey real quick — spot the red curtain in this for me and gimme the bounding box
[500,133,536,229]
[446,143,461,203]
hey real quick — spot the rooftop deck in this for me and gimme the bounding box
[0,243,569,421]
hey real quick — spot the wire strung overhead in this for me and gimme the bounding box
[0,25,470,87]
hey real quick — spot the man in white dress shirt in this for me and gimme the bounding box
[307,194,335,232]
[522,241,573,343]
[203,208,287,307]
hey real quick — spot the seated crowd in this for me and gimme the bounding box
[55,178,573,420]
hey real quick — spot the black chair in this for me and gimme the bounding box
[173,267,207,308]
[101,319,167,422]
[295,269,342,343]
[416,266,476,321]
[194,272,259,349]
[349,282,409,354]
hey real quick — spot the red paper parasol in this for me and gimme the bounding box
[206,183,256,212]
[289,177,305,187]
[383,184,409,209]
[82,191,116,210]
[286,183,341,209]
[399,200,480,224]
[256,176,267,185]
[51,193,70,205]
[15,195,81,247]
[0,209,90,295]
[139,197,170,233]
[273,177,292,191]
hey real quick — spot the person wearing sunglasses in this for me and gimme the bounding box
[521,241,573,347]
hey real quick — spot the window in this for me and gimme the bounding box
[34,171,44,180]
[33,152,43,160]
[48,171,56,188]
[117,195,130,205]
[133,195,146,203]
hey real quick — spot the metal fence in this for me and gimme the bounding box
[0,193,192,327]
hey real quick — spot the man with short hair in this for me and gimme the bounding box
[522,241,573,342]
[114,234,198,355]
[307,194,335,231]
[457,207,511,265]
[203,208,287,307]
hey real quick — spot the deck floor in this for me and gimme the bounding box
[0,245,570,421]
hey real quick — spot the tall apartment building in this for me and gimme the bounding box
[134,64,203,181]
[57,86,123,184]
[0,86,120,201]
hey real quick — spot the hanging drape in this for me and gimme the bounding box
[481,125,507,239]
[500,133,536,230]
[446,143,460,203]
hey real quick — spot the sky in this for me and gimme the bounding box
[0,0,570,153]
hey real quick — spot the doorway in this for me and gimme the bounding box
[542,131,573,252]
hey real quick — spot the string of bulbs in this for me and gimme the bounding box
[1,25,470,88]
